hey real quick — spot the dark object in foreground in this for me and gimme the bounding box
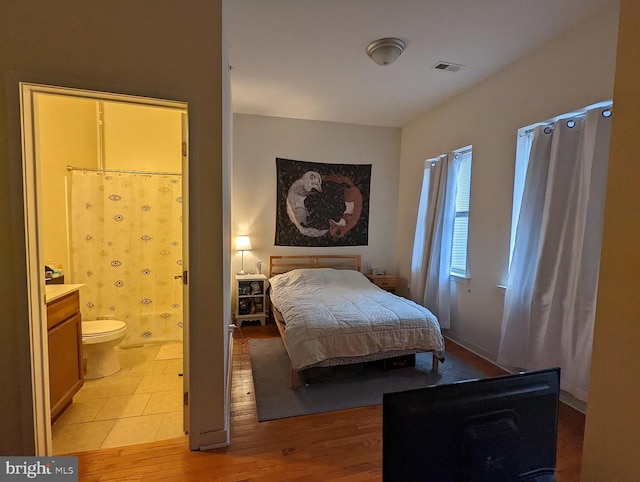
[383,367,560,482]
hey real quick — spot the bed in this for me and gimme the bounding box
[268,255,445,387]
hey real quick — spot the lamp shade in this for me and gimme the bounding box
[235,235,252,251]
[366,37,406,66]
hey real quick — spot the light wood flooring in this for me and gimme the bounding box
[74,322,586,481]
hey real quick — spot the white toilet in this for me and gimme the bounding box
[82,320,127,379]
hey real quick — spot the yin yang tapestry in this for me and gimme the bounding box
[275,157,371,247]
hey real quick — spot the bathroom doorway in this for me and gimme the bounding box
[20,83,190,454]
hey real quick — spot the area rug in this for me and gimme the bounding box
[249,337,486,422]
[155,342,183,360]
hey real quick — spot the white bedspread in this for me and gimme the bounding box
[269,268,445,370]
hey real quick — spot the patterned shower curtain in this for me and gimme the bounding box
[70,170,183,347]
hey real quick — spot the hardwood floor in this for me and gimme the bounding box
[75,322,585,481]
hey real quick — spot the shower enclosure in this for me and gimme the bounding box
[69,169,183,347]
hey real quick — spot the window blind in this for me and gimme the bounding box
[451,149,472,277]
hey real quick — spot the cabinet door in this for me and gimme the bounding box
[49,312,84,420]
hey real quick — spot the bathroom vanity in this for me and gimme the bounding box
[45,284,84,421]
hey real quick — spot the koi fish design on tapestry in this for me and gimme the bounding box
[275,158,371,247]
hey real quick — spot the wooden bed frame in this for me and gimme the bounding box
[268,255,440,388]
[270,254,361,276]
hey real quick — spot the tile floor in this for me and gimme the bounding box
[52,344,185,455]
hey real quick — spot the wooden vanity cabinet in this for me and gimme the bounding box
[47,290,84,421]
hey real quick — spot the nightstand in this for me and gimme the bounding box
[235,273,268,327]
[366,273,397,293]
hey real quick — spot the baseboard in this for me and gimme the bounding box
[442,330,500,368]
[444,330,587,414]
[198,429,230,451]
[559,390,587,414]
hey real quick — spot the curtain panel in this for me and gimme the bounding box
[498,107,612,401]
[411,154,461,329]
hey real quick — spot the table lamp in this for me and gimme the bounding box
[235,235,252,275]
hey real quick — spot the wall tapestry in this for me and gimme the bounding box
[275,157,371,247]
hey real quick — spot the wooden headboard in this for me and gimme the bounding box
[269,255,361,277]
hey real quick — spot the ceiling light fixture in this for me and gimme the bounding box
[366,37,406,66]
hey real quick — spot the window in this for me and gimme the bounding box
[411,145,473,298]
[450,147,472,277]
[509,130,534,268]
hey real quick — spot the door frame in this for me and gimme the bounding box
[180,112,190,434]
[19,82,190,455]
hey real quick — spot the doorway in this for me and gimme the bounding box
[20,83,190,455]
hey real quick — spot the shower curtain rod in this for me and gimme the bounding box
[66,165,181,176]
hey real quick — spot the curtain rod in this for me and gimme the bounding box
[67,165,181,176]
[521,105,613,136]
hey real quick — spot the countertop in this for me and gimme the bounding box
[45,284,85,304]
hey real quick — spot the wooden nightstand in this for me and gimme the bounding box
[235,274,268,327]
[366,274,397,293]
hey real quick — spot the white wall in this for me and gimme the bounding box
[103,102,183,173]
[397,4,619,360]
[0,0,226,454]
[232,114,400,276]
[35,94,99,274]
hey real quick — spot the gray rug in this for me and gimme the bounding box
[249,337,486,422]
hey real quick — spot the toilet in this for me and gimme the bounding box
[81,320,127,379]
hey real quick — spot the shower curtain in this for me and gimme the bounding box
[70,170,183,347]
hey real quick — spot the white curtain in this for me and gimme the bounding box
[498,107,612,401]
[411,154,460,329]
[70,170,183,347]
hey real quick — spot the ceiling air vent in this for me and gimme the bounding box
[432,61,465,72]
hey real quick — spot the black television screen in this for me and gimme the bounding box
[383,368,560,482]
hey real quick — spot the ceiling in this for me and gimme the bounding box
[225,0,615,128]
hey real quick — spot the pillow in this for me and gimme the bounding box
[269,267,368,292]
